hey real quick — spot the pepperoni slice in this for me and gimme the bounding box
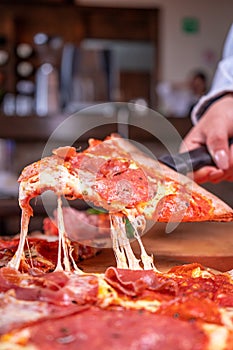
[93,159,149,207]
[105,267,177,297]
[0,267,98,306]
[23,307,208,350]
[155,193,213,222]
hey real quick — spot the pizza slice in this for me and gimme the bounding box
[8,134,233,272]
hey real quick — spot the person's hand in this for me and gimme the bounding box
[180,94,233,183]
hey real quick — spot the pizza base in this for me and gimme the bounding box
[0,263,232,350]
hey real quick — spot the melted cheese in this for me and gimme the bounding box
[96,274,120,307]
[95,273,161,312]
[0,295,48,331]
[202,324,228,350]
[8,209,30,270]
[110,214,141,270]
[0,295,47,350]
[0,329,37,349]
[55,196,70,271]
[109,210,156,271]
[54,197,83,273]
[220,307,233,328]
[125,211,156,270]
[137,179,176,220]
[0,340,37,350]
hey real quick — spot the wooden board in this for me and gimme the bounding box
[78,221,233,273]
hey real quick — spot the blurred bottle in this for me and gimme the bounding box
[34,33,63,117]
[35,63,59,116]
[0,139,18,198]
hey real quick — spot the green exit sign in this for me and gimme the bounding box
[182,17,199,34]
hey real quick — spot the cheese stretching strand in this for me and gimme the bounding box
[55,196,83,273]
[126,211,156,270]
[109,214,156,271]
[55,196,71,271]
[109,214,141,270]
[8,208,30,270]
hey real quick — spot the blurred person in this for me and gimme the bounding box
[180,23,233,183]
[156,70,207,118]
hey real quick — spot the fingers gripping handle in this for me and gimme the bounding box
[159,138,233,175]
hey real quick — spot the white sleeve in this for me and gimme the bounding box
[191,23,233,124]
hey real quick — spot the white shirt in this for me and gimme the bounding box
[191,23,233,123]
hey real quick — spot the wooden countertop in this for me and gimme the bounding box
[78,221,233,273]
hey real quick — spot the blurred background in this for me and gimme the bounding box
[0,0,233,234]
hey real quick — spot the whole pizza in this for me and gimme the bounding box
[0,134,232,350]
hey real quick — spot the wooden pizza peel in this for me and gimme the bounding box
[78,221,233,273]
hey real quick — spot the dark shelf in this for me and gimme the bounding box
[0,113,193,145]
[0,114,64,141]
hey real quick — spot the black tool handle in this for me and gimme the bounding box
[159,138,233,174]
[181,145,216,173]
[183,137,233,173]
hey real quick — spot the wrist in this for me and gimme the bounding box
[195,91,233,122]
